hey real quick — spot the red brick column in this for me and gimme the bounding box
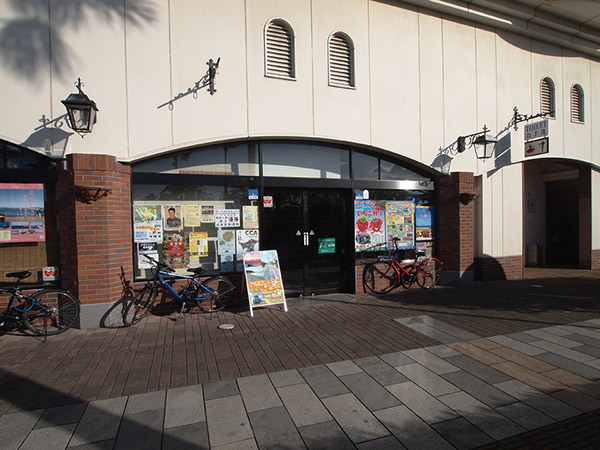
[437,172,475,284]
[57,154,132,327]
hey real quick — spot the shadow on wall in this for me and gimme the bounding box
[0,0,157,82]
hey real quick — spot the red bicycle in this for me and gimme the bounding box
[362,238,443,294]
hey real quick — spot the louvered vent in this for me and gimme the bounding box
[571,84,584,123]
[329,34,353,87]
[265,21,294,78]
[541,78,555,117]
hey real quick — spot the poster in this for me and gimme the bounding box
[218,230,236,271]
[137,242,159,269]
[164,205,183,231]
[0,183,45,243]
[415,206,434,241]
[164,232,185,268]
[189,231,208,256]
[133,204,163,242]
[215,209,240,228]
[201,205,215,223]
[354,200,386,251]
[386,201,415,250]
[243,250,287,317]
[237,229,259,261]
[184,204,201,227]
[243,205,259,229]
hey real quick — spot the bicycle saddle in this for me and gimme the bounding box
[5,271,31,280]
[187,267,206,276]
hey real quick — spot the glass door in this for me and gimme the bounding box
[262,188,350,296]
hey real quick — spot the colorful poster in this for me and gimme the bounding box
[201,205,215,223]
[243,205,259,229]
[164,232,185,268]
[415,206,434,241]
[386,201,415,250]
[243,250,287,317]
[164,205,183,231]
[0,183,45,242]
[184,204,201,227]
[237,229,259,261]
[189,231,208,256]
[134,222,162,243]
[215,209,240,228]
[354,200,386,252]
[137,242,159,269]
[134,204,161,223]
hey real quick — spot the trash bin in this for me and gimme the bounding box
[527,243,540,266]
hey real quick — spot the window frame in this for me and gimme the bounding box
[328,31,355,88]
[264,18,296,80]
[540,77,555,118]
[570,83,584,123]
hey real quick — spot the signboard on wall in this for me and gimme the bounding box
[0,183,46,243]
[525,138,549,157]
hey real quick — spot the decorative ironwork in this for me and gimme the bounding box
[74,186,111,204]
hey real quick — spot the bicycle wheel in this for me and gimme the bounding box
[417,259,443,289]
[23,289,80,335]
[197,276,235,312]
[123,284,158,326]
[363,261,397,294]
[400,264,416,289]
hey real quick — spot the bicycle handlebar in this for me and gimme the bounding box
[143,254,175,273]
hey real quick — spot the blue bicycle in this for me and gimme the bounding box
[123,255,235,326]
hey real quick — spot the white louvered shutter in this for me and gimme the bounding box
[265,21,294,78]
[541,78,554,117]
[329,34,353,87]
[571,85,584,123]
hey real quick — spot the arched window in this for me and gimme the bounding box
[540,77,555,118]
[264,19,295,79]
[328,32,354,88]
[570,84,584,123]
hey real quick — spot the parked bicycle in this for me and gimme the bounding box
[123,255,235,326]
[0,271,80,337]
[363,238,443,294]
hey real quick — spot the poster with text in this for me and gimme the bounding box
[137,242,159,269]
[134,223,163,243]
[385,201,415,250]
[163,205,183,231]
[243,250,287,316]
[415,206,434,241]
[243,205,259,229]
[237,229,259,261]
[189,231,208,257]
[201,205,215,223]
[0,183,45,242]
[184,204,201,227]
[354,200,386,252]
[215,209,240,228]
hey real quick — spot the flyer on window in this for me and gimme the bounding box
[214,209,240,228]
[0,183,46,243]
[415,206,434,241]
[237,229,259,261]
[184,204,201,227]
[385,201,415,250]
[163,205,183,231]
[243,205,259,229]
[137,242,159,269]
[189,231,208,256]
[354,200,386,252]
[133,204,162,242]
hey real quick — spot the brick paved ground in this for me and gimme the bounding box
[0,270,599,448]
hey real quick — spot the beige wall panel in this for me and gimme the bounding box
[502,164,523,255]
[593,61,600,167]
[245,0,313,137]
[124,0,171,158]
[479,169,494,258]
[170,0,248,146]
[0,4,53,155]
[369,2,420,158]
[312,0,370,145]
[593,169,600,249]
[418,11,445,168]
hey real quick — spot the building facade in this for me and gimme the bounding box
[1,0,598,328]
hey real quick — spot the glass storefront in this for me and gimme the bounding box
[131,141,436,295]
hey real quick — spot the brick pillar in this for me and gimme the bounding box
[58,154,132,328]
[437,172,475,285]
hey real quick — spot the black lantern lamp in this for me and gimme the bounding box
[457,125,497,161]
[62,78,98,136]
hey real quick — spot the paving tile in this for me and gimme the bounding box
[114,408,164,450]
[488,335,547,356]
[536,326,573,337]
[402,348,460,375]
[277,383,332,427]
[496,401,554,430]
[326,360,363,377]
[491,361,567,393]
[395,315,480,341]
[563,333,600,350]
[558,324,600,341]
[164,384,205,429]
[542,368,600,398]
[551,387,600,412]
[208,438,257,450]
[205,395,253,447]
[394,320,458,344]
[494,379,581,421]
[237,374,282,413]
[432,417,494,450]
[69,397,127,446]
[0,409,44,450]
[124,390,166,415]
[378,352,415,367]
[68,439,115,450]
[505,332,540,344]
[356,435,406,450]
[524,329,583,348]
[268,369,304,388]
[35,403,87,429]
[298,365,349,398]
[321,393,390,444]
[298,420,355,450]
[489,346,556,372]
[448,342,506,365]
[570,344,600,358]
[352,356,408,385]
[19,423,76,450]
[586,358,600,370]
[385,381,458,424]
[438,391,525,440]
[423,344,462,358]
[339,372,402,411]
[441,370,517,408]
[203,379,239,400]
[248,406,306,450]
[536,352,600,380]
[394,363,460,397]
[374,405,454,450]
[529,340,595,363]
[468,338,503,351]
[445,354,512,384]
[162,421,209,450]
